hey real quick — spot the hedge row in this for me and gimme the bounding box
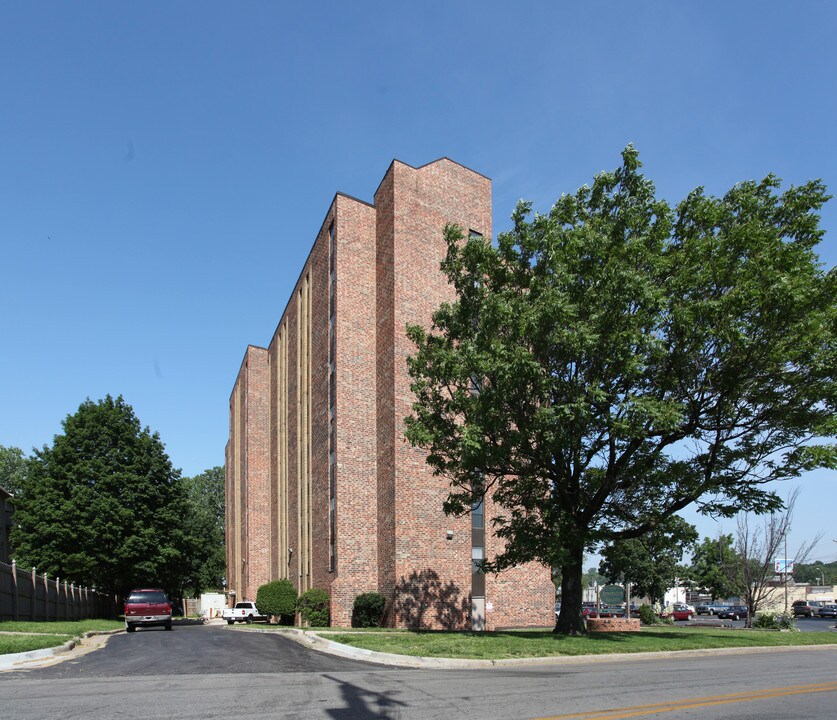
[255,583,389,628]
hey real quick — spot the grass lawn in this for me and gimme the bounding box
[321,627,837,660]
[0,634,72,655]
[0,619,124,656]
[0,619,124,635]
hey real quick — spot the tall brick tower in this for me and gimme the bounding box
[226,158,554,629]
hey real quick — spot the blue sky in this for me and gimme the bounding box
[1,2,835,564]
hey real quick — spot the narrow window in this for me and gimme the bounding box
[471,498,485,598]
[328,220,337,572]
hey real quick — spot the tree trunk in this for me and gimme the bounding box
[554,540,586,635]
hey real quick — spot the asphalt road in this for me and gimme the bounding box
[1,623,836,719]
[2,621,390,678]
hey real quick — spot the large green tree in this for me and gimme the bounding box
[687,534,742,600]
[0,444,30,496]
[599,515,697,606]
[11,396,190,596]
[405,147,836,634]
[181,466,226,594]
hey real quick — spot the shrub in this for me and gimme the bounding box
[256,579,297,624]
[637,603,672,625]
[753,611,798,631]
[298,588,330,627]
[352,592,387,628]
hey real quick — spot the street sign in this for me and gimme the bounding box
[599,584,625,604]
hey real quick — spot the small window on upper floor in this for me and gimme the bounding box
[472,499,484,529]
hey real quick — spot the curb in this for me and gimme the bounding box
[227,625,837,669]
[0,629,123,672]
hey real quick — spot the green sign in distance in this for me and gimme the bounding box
[599,584,625,604]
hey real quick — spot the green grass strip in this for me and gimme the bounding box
[0,634,72,655]
[323,627,837,660]
[0,619,124,636]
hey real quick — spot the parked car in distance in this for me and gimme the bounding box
[816,604,837,619]
[662,603,694,621]
[717,605,749,621]
[583,604,626,619]
[791,600,823,617]
[696,603,728,615]
[581,602,598,618]
[124,588,172,632]
[223,601,268,624]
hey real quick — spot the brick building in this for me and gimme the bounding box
[226,157,554,629]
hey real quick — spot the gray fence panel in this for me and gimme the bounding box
[0,561,117,621]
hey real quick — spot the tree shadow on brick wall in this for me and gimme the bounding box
[391,569,469,630]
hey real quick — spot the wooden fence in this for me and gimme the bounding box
[0,560,119,621]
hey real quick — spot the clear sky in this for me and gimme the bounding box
[1,2,835,564]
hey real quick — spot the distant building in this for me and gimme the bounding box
[226,158,554,629]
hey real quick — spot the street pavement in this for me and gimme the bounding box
[1,615,835,673]
[1,622,835,720]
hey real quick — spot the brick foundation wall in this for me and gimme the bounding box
[587,617,641,632]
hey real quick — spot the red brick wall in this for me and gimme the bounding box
[383,159,553,629]
[268,335,279,580]
[484,492,555,629]
[375,168,396,606]
[329,195,379,627]
[243,346,270,600]
[284,286,300,595]
[388,159,491,628]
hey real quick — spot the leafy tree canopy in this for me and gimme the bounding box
[11,395,190,596]
[686,534,743,600]
[180,466,226,595]
[406,146,836,634]
[794,560,837,586]
[599,515,698,605]
[0,444,30,496]
[581,566,608,589]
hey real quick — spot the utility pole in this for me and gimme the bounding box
[783,534,788,614]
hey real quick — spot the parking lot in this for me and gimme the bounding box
[678,615,836,632]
